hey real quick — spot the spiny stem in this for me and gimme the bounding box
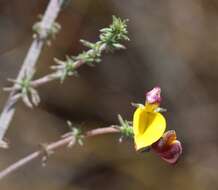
[1,16,129,127]
[0,126,120,180]
[0,0,64,145]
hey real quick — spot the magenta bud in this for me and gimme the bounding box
[151,130,182,164]
[146,86,162,104]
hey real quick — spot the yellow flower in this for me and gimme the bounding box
[133,87,166,151]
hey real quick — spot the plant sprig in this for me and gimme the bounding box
[5,16,129,108]
[52,16,129,81]
[0,114,133,180]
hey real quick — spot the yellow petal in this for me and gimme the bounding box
[133,107,166,151]
[144,103,159,112]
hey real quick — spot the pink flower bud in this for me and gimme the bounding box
[146,86,162,104]
[151,130,182,164]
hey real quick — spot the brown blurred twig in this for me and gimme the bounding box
[0,126,120,180]
[0,0,64,147]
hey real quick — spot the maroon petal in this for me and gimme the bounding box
[151,131,182,164]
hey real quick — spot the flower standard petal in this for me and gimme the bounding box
[133,106,166,151]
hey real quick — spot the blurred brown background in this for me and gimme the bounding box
[0,0,218,189]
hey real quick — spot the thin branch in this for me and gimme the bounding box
[31,73,61,87]
[0,0,64,146]
[31,60,85,87]
[0,126,120,180]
